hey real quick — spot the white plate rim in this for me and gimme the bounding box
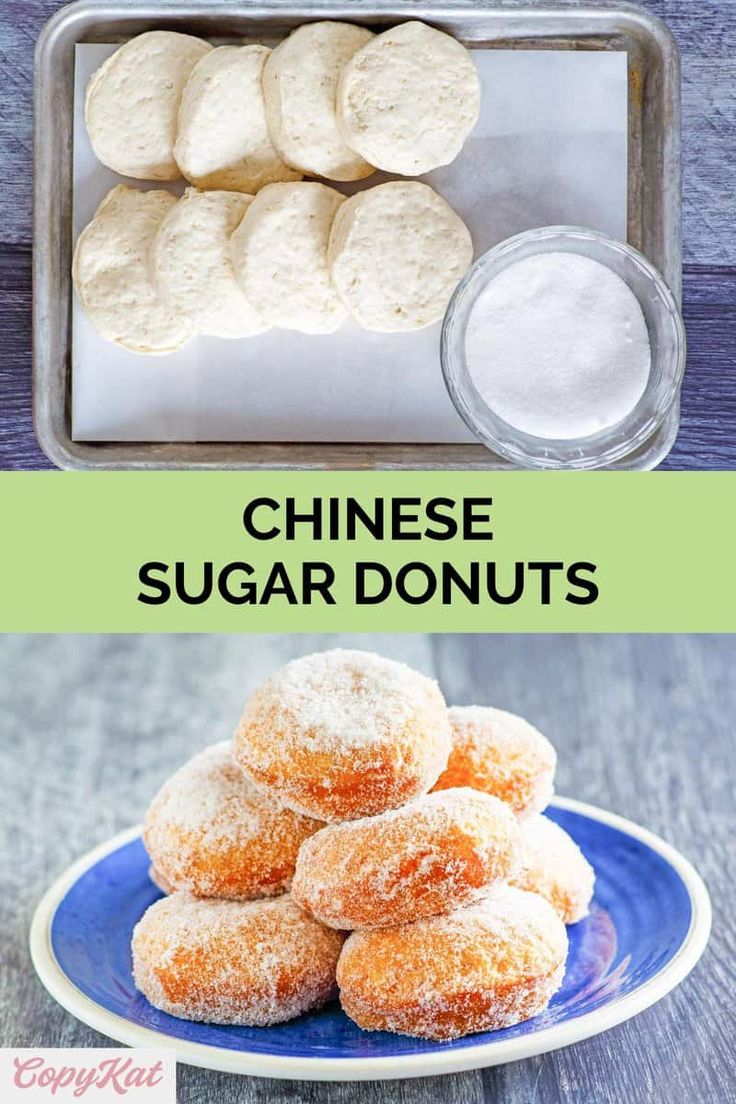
[29,796,712,1082]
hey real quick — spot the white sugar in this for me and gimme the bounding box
[266,649,430,749]
[465,252,651,439]
[242,648,447,757]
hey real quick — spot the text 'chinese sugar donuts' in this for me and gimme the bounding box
[433,705,557,819]
[337,885,568,1041]
[512,814,595,924]
[143,741,323,900]
[234,649,452,821]
[292,788,521,930]
[132,893,345,1025]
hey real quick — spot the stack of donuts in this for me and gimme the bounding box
[74,21,479,353]
[132,649,594,1041]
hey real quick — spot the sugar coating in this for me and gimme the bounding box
[328,181,473,332]
[148,865,174,895]
[85,31,212,180]
[292,787,522,929]
[512,814,595,924]
[230,182,347,334]
[433,705,556,819]
[337,21,480,176]
[72,185,195,355]
[151,188,268,338]
[143,741,323,899]
[263,22,376,181]
[132,892,345,1025]
[174,45,302,193]
[337,884,568,1040]
[233,648,452,821]
[465,252,651,440]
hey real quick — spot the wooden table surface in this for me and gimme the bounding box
[1,632,734,1102]
[0,0,734,469]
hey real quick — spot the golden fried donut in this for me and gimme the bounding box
[234,649,451,821]
[337,885,567,1040]
[433,706,556,819]
[148,865,174,895]
[132,892,345,1025]
[143,742,323,899]
[512,814,595,923]
[293,787,521,929]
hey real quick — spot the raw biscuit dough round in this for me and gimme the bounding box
[72,185,195,355]
[174,45,302,193]
[230,181,347,334]
[151,188,268,338]
[263,21,375,182]
[328,180,473,332]
[337,21,481,175]
[85,31,212,180]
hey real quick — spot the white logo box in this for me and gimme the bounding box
[1,1049,175,1103]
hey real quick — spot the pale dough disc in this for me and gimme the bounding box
[263,21,375,182]
[151,188,268,338]
[230,182,347,334]
[337,21,481,176]
[72,185,195,355]
[174,45,302,193]
[328,180,473,332]
[85,31,212,180]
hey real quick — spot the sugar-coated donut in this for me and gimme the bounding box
[148,865,174,895]
[512,815,595,924]
[234,649,452,821]
[132,892,345,1025]
[433,706,556,819]
[292,788,521,929]
[337,885,568,1040]
[143,741,323,899]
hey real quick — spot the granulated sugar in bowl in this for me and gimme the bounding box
[466,253,651,439]
[441,226,686,470]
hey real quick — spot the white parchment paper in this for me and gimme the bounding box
[72,44,627,443]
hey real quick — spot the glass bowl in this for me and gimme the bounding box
[441,226,686,470]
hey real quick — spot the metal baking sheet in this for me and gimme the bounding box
[71,43,628,446]
[33,1,682,470]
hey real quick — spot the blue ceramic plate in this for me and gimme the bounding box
[30,798,710,1081]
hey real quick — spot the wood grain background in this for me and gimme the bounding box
[2,633,734,1102]
[0,0,734,468]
